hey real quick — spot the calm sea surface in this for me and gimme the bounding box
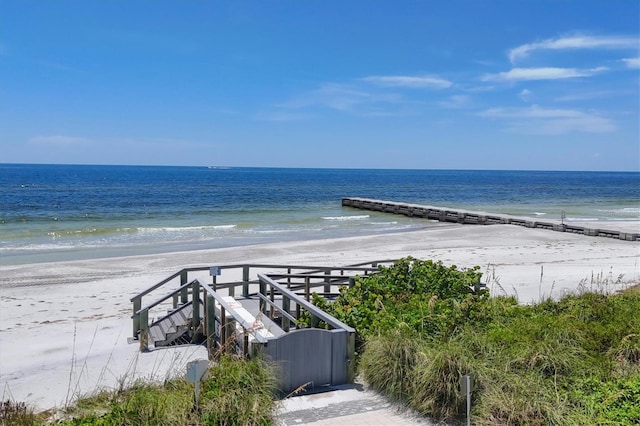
[1,164,639,265]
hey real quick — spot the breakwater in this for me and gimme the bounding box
[342,198,639,242]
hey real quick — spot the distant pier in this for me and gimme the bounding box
[342,197,639,242]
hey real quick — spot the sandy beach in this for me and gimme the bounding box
[1,222,639,412]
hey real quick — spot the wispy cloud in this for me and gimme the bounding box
[478,105,615,134]
[519,89,533,102]
[481,66,609,82]
[509,35,639,63]
[622,57,640,69]
[276,83,417,116]
[439,95,471,109]
[362,75,452,89]
[28,135,88,146]
[255,111,312,122]
[554,89,636,102]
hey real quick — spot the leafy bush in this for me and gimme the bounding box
[326,257,640,424]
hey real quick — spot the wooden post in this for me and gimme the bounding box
[226,317,236,354]
[205,294,216,359]
[242,265,250,297]
[220,306,227,353]
[139,309,149,352]
[243,331,249,357]
[180,270,188,304]
[172,294,178,309]
[191,280,200,329]
[282,295,291,332]
[132,297,141,339]
[305,276,310,301]
[269,286,275,319]
[347,332,356,382]
[324,270,331,296]
[287,267,292,289]
[259,278,267,314]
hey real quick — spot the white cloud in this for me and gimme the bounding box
[622,57,640,69]
[255,111,311,122]
[478,105,615,134]
[277,83,416,116]
[481,66,608,82]
[439,95,471,109]
[362,75,453,89]
[509,35,639,63]
[28,135,88,146]
[519,89,533,102]
[554,89,635,102]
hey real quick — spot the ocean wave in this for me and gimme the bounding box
[566,217,599,222]
[533,212,547,216]
[46,227,136,238]
[321,215,370,221]
[597,208,640,216]
[138,224,237,233]
[370,221,399,225]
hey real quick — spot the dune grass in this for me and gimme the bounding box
[1,354,277,426]
[327,258,640,425]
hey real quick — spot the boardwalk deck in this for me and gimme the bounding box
[342,197,639,242]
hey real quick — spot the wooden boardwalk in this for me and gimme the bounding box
[342,197,639,242]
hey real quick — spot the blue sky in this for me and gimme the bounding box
[1,1,638,171]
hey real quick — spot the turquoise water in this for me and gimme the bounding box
[1,164,638,265]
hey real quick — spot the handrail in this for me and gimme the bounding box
[197,279,268,345]
[131,261,391,341]
[258,273,355,333]
[130,262,391,304]
[130,270,182,302]
[133,279,197,317]
[256,292,298,325]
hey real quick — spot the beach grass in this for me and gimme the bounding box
[2,353,278,425]
[327,258,640,424]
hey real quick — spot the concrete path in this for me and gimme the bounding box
[276,384,443,426]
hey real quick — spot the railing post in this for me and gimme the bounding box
[287,267,292,289]
[132,297,141,339]
[324,270,331,295]
[139,309,149,352]
[259,278,267,314]
[282,295,291,332]
[220,306,227,353]
[305,276,310,301]
[242,266,250,297]
[243,330,249,357]
[180,270,188,304]
[347,332,356,382]
[206,294,216,359]
[192,280,201,329]
[172,294,178,309]
[269,286,275,319]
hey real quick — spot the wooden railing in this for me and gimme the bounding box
[130,261,396,357]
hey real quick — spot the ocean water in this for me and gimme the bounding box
[1,164,639,265]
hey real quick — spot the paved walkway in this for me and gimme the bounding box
[276,384,443,426]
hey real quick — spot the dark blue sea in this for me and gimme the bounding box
[1,164,639,265]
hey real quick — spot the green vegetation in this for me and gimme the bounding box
[2,354,277,426]
[322,257,640,425]
[4,258,638,425]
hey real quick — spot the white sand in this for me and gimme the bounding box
[1,223,639,411]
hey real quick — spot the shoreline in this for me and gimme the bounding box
[1,224,639,410]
